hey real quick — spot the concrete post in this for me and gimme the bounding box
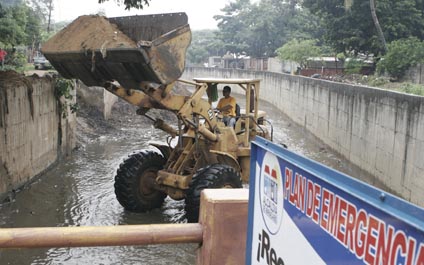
[103,89,118,120]
[197,189,249,265]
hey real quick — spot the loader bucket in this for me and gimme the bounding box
[42,13,191,89]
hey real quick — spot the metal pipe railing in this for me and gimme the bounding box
[0,223,203,249]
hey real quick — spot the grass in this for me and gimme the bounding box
[349,74,424,96]
[390,83,424,96]
[0,63,34,73]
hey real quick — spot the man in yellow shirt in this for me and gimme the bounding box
[217,86,236,127]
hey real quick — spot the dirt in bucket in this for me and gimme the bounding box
[41,15,136,53]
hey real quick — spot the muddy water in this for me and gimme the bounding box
[0,123,195,264]
[0,97,384,264]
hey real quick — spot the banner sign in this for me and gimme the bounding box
[246,137,424,265]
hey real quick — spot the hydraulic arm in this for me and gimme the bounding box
[103,81,220,142]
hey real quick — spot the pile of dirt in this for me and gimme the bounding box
[42,15,136,53]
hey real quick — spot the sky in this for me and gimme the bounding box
[53,0,232,30]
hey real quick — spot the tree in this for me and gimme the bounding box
[46,0,53,32]
[186,30,226,65]
[26,7,42,48]
[0,2,43,47]
[0,0,25,8]
[302,0,424,56]
[0,3,28,46]
[98,0,150,10]
[378,0,424,41]
[377,37,424,79]
[214,0,252,55]
[27,0,54,32]
[215,0,322,57]
[276,39,321,68]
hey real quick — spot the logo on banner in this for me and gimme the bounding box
[259,152,284,235]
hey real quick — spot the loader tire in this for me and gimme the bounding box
[114,151,166,212]
[185,164,242,223]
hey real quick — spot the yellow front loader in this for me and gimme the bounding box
[42,13,273,222]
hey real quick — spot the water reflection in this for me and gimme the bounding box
[0,122,197,264]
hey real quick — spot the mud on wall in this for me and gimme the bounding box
[183,67,424,207]
[0,72,76,199]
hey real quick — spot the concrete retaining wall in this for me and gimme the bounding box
[182,67,424,207]
[76,82,118,120]
[0,73,76,199]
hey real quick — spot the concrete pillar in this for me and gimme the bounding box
[197,189,249,265]
[77,84,117,120]
[103,89,118,120]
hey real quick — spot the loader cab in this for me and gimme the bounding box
[192,78,271,147]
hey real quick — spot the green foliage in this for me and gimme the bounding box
[215,0,322,57]
[398,83,424,96]
[27,0,55,33]
[276,39,321,68]
[98,0,149,10]
[367,76,390,87]
[187,30,225,65]
[344,58,364,74]
[0,2,43,47]
[4,50,27,70]
[376,37,424,79]
[1,0,26,8]
[214,0,253,55]
[55,79,74,99]
[25,8,42,45]
[0,4,27,46]
[55,79,78,118]
[363,76,424,96]
[302,0,424,55]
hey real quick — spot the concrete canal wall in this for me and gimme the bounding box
[182,67,424,207]
[0,72,76,200]
[76,82,118,120]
